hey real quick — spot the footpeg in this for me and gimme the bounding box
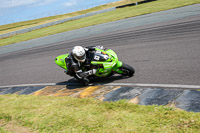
[64,71,67,74]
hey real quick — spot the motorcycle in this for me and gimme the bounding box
[55,48,135,85]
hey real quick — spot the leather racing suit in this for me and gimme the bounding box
[65,46,109,83]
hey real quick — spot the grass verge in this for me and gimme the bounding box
[0,0,200,47]
[0,0,142,35]
[0,95,200,132]
[0,127,8,133]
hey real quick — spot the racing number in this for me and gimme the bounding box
[94,55,100,61]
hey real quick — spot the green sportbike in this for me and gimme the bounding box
[55,48,135,85]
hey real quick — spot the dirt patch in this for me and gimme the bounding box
[0,120,37,133]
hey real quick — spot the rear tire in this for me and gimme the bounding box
[120,63,135,77]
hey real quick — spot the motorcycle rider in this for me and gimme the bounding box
[65,45,109,85]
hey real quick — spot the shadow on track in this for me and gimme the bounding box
[56,75,129,89]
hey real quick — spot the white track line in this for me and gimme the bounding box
[0,83,200,89]
[103,83,200,89]
[0,83,57,88]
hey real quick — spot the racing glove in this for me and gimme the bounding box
[76,69,97,78]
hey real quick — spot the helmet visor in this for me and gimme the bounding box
[75,54,86,62]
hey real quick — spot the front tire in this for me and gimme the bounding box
[74,75,90,86]
[120,63,135,77]
[81,78,90,86]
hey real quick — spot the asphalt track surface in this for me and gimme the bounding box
[0,5,200,87]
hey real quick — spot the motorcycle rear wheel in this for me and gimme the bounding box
[120,63,135,77]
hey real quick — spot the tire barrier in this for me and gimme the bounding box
[116,0,157,8]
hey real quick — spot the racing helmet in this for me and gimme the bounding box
[72,46,86,62]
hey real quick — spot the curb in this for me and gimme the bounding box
[0,84,200,112]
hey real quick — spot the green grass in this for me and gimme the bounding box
[0,95,200,132]
[0,128,9,133]
[0,0,200,47]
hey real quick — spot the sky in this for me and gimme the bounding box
[0,0,119,25]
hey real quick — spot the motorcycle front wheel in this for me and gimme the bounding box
[120,63,135,77]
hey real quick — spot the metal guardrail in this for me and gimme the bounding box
[0,7,116,39]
